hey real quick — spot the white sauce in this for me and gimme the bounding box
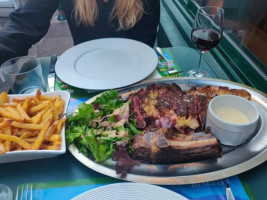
[213,106,249,124]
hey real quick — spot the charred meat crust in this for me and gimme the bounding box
[132,126,223,164]
[127,83,251,133]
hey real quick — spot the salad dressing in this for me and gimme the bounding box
[213,106,249,124]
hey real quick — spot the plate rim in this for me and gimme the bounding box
[68,77,267,185]
[55,38,158,90]
[71,182,188,200]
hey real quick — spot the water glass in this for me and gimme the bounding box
[0,56,46,94]
[0,184,13,200]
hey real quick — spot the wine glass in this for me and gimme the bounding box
[187,6,224,78]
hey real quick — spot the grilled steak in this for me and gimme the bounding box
[127,83,250,165]
[132,126,223,164]
[127,83,251,133]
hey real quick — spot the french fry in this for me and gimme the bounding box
[0,118,12,128]
[0,143,5,154]
[47,145,60,150]
[22,98,29,111]
[42,114,53,124]
[17,103,31,122]
[41,109,53,124]
[12,97,27,102]
[55,100,65,115]
[36,89,42,100]
[0,92,9,106]
[33,97,42,105]
[5,107,24,121]
[31,121,50,150]
[55,95,61,105]
[2,103,17,108]
[45,120,59,140]
[0,108,23,121]
[4,126,11,152]
[40,143,61,150]
[52,108,59,121]
[56,118,67,135]
[20,131,34,139]
[30,101,49,114]
[13,128,29,137]
[31,107,48,124]
[49,134,62,143]
[40,95,56,101]
[48,101,59,121]
[31,112,42,124]
[11,121,44,130]
[42,109,52,121]
[0,134,31,150]
[0,91,66,153]
[24,138,38,143]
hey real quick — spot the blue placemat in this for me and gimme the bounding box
[19,176,249,200]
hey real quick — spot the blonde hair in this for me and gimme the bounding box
[74,0,144,30]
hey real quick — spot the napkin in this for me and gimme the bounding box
[20,176,250,200]
[156,49,184,77]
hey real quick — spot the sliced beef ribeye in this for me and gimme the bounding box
[127,83,251,134]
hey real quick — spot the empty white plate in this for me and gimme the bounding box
[71,182,188,200]
[55,38,158,90]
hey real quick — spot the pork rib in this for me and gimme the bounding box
[132,126,223,164]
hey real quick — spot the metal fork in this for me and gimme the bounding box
[154,47,183,75]
[226,179,235,200]
[16,184,33,200]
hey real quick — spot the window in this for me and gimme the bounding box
[159,0,267,92]
[193,0,267,74]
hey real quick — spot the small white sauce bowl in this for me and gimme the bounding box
[206,95,259,146]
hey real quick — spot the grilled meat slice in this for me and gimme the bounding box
[132,126,223,164]
[128,88,147,129]
[128,83,251,133]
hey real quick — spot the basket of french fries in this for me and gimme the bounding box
[0,90,70,163]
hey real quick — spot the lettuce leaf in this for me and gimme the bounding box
[94,89,124,115]
[66,90,127,162]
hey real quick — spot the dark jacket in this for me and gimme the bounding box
[0,0,160,64]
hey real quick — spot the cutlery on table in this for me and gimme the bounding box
[16,184,33,200]
[226,182,235,200]
[48,54,57,92]
[154,47,183,75]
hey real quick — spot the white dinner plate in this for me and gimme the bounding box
[55,38,158,90]
[71,183,188,200]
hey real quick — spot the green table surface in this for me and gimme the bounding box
[0,47,266,200]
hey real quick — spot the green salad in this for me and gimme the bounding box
[66,90,141,162]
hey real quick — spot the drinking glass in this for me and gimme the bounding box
[0,184,13,200]
[186,6,224,78]
[0,56,47,94]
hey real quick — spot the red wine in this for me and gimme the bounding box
[191,28,221,52]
